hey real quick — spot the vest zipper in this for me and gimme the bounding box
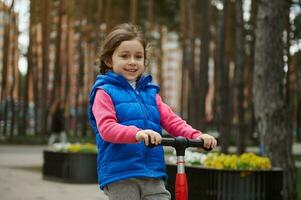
[134,89,148,128]
[126,79,148,128]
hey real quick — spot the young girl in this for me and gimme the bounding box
[88,23,217,200]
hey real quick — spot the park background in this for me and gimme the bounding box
[0,0,301,199]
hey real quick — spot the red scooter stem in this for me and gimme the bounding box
[158,137,211,200]
[176,173,188,200]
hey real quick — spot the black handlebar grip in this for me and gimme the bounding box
[187,139,203,147]
[146,136,176,148]
[188,139,212,151]
[160,138,176,147]
[202,147,213,151]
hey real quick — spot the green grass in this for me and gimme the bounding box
[295,155,301,161]
[297,167,301,200]
[296,152,301,199]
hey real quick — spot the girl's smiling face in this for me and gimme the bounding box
[108,39,145,81]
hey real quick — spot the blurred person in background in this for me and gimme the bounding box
[48,99,67,145]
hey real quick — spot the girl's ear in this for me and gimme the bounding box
[104,58,112,68]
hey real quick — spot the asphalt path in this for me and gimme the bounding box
[0,145,108,200]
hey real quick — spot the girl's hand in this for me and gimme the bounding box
[136,129,162,146]
[197,134,217,149]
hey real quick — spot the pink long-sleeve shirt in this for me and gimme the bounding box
[92,89,202,143]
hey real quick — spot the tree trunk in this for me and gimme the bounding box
[130,0,137,24]
[1,0,15,137]
[253,0,296,199]
[296,52,301,142]
[187,0,196,127]
[9,14,17,137]
[0,19,9,104]
[40,0,50,137]
[32,25,40,135]
[285,1,292,106]
[145,0,153,75]
[104,0,111,30]
[79,44,86,137]
[198,0,210,131]
[1,18,10,137]
[63,2,71,132]
[22,25,33,136]
[180,0,188,119]
[244,0,257,144]
[215,0,230,153]
[284,1,298,144]
[2,100,9,137]
[146,0,153,39]
[225,0,235,145]
[157,23,164,99]
[18,0,32,135]
[51,0,63,104]
[75,3,86,136]
[234,0,245,154]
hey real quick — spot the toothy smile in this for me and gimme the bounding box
[125,68,138,72]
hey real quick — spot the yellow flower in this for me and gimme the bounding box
[66,143,97,154]
[67,144,81,153]
[203,152,272,170]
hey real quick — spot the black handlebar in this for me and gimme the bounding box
[160,137,205,147]
[160,138,176,146]
[148,136,212,156]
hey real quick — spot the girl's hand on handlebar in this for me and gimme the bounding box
[197,134,217,149]
[136,129,162,146]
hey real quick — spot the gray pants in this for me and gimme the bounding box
[103,178,171,200]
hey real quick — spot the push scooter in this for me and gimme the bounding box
[158,137,211,200]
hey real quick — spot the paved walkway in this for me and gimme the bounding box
[0,145,108,200]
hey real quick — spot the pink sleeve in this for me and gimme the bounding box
[92,89,140,143]
[156,94,202,139]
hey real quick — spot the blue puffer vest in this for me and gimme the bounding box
[88,71,167,189]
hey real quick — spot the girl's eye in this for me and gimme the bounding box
[120,54,128,58]
[135,55,143,59]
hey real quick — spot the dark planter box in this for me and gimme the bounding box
[43,150,97,183]
[166,164,283,200]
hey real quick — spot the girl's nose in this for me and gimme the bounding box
[129,57,136,65]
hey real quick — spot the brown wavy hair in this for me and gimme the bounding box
[96,23,150,74]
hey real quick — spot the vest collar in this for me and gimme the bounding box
[96,71,158,92]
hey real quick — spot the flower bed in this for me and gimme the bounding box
[43,143,97,183]
[48,142,97,154]
[165,149,272,170]
[165,150,283,200]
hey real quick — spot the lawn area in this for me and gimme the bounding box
[297,167,301,200]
